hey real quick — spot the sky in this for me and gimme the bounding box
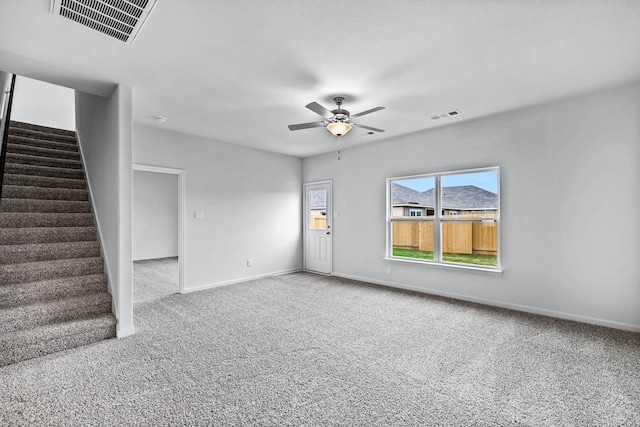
[396,170,499,194]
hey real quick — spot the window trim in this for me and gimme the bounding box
[386,166,501,272]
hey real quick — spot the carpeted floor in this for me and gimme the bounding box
[133,257,179,303]
[1,272,639,426]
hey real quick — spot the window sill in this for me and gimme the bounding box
[383,257,503,275]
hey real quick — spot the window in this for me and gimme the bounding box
[387,167,500,270]
[308,188,327,230]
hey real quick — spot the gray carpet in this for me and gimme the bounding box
[133,257,179,303]
[1,272,639,426]
[0,121,115,367]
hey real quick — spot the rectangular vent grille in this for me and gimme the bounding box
[51,0,158,45]
[430,110,461,120]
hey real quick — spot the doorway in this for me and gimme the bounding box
[303,180,332,274]
[132,164,186,301]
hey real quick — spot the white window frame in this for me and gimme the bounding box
[386,166,501,272]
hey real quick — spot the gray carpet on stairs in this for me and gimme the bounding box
[0,121,116,367]
[1,272,638,426]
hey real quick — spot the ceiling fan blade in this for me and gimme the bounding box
[352,106,385,118]
[288,121,326,131]
[352,123,385,133]
[305,102,333,117]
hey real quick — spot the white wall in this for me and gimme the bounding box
[11,76,75,130]
[303,83,640,331]
[133,170,178,260]
[133,124,302,290]
[76,85,133,337]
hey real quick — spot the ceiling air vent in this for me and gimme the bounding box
[51,0,158,45]
[430,110,461,120]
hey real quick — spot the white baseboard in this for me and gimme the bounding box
[332,272,640,333]
[183,268,301,294]
[116,325,135,338]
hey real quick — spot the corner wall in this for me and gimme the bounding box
[133,170,178,261]
[132,124,302,290]
[75,85,133,337]
[303,83,640,331]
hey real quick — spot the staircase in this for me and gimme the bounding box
[0,121,116,367]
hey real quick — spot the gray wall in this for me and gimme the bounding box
[76,85,133,337]
[133,170,178,261]
[133,124,302,290]
[303,82,640,331]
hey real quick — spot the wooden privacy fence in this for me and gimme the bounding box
[393,215,497,255]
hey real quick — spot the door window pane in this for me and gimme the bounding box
[309,189,326,230]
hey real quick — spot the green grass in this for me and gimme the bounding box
[392,248,497,266]
[393,248,434,260]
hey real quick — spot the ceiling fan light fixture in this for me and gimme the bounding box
[327,121,352,137]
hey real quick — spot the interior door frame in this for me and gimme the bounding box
[132,163,186,293]
[303,179,333,274]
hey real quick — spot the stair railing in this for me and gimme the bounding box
[0,73,16,200]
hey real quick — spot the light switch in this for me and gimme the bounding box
[333,211,339,217]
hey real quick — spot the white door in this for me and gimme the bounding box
[304,181,332,274]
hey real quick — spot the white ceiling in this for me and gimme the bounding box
[1,0,639,158]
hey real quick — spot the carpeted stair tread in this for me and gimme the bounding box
[0,257,103,286]
[0,241,100,264]
[6,142,81,161]
[0,291,112,334]
[1,185,88,201]
[0,313,116,367]
[6,128,77,145]
[5,152,82,169]
[9,121,76,138]
[0,226,97,244]
[9,126,78,145]
[7,134,79,152]
[4,162,85,180]
[2,173,87,190]
[0,312,115,350]
[0,212,95,228]
[0,198,92,213]
[0,274,107,308]
[10,121,76,136]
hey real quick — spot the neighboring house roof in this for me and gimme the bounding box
[392,184,434,207]
[392,183,497,210]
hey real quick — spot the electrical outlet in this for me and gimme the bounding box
[194,211,204,219]
[386,266,392,274]
[247,259,253,267]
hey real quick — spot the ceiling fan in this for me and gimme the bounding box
[288,96,385,137]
